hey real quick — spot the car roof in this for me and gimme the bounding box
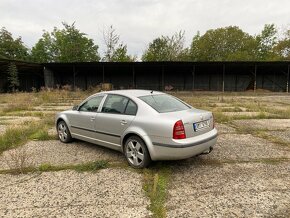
[97,89,164,98]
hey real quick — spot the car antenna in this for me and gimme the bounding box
[150,90,153,94]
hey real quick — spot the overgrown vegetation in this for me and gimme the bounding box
[0,89,87,116]
[0,120,54,154]
[38,161,109,172]
[143,164,171,218]
[0,161,109,175]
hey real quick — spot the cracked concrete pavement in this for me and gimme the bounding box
[0,94,290,217]
[0,169,150,217]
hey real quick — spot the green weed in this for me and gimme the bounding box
[143,164,171,218]
[0,121,55,154]
[0,161,109,175]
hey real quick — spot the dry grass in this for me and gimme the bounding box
[0,119,55,154]
[2,146,34,174]
[0,89,89,114]
[0,90,289,153]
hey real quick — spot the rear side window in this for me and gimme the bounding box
[139,94,190,113]
[124,100,137,115]
[102,95,129,114]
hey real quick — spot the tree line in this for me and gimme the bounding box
[1,22,290,63]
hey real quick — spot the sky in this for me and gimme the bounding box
[0,0,289,58]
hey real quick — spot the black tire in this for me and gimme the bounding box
[57,120,72,143]
[124,136,151,168]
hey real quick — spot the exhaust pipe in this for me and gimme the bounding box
[200,146,213,155]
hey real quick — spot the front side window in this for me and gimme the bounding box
[102,95,129,114]
[139,94,190,113]
[79,96,104,112]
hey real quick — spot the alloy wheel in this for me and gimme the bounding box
[126,140,144,166]
[58,122,68,142]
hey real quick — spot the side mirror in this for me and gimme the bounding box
[72,105,78,111]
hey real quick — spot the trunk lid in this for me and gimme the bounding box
[159,108,214,138]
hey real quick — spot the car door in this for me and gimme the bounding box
[95,94,137,149]
[69,95,104,139]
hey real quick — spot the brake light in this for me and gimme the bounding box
[173,120,186,139]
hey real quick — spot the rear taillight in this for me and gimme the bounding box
[173,120,186,139]
[212,114,215,129]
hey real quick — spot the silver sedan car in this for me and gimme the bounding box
[56,90,217,168]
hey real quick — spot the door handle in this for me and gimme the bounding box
[120,120,127,125]
[90,117,95,121]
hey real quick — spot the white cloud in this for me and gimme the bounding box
[1,0,289,58]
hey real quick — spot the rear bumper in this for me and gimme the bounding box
[148,128,218,160]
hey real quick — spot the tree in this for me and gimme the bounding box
[31,22,100,62]
[255,24,279,60]
[167,31,189,61]
[274,29,290,60]
[31,32,55,62]
[0,27,29,60]
[110,44,135,62]
[189,26,257,61]
[7,62,19,92]
[142,37,169,61]
[102,25,135,62]
[142,31,188,61]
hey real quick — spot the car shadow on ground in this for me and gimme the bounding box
[71,139,214,170]
[148,155,216,171]
[71,139,125,159]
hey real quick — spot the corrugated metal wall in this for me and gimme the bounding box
[1,59,289,92]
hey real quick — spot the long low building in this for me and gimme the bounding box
[0,59,289,92]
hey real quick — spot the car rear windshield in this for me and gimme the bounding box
[139,94,190,113]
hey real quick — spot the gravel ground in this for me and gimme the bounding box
[0,169,150,217]
[167,162,290,217]
[233,119,290,130]
[215,123,236,134]
[0,140,124,170]
[266,130,290,144]
[203,133,290,162]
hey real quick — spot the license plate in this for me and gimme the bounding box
[193,120,210,131]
